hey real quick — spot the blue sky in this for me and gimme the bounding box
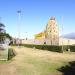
[0,0,75,39]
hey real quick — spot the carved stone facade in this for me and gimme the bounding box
[44,17,59,45]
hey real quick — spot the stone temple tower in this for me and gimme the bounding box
[44,17,59,45]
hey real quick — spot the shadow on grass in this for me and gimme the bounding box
[58,61,75,75]
[8,48,16,60]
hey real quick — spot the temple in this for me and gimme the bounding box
[34,17,59,45]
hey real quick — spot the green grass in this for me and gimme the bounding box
[0,61,8,64]
[16,54,68,75]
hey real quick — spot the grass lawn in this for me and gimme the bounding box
[0,46,75,75]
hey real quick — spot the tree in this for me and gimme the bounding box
[0,23,5,43]
[0,22,12,44]
[0,23,5,33]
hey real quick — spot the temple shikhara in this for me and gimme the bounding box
[34,17,59,45]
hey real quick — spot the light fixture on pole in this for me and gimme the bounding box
[25,32,28,40]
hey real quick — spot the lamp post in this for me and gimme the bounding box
[61,17,64,53]
[68,39,70,52]
[25,32,27,40]
[17,10,21,46]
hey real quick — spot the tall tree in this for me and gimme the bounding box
[0,23,12,43]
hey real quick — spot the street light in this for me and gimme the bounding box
[17,10,21,46]
[61,17,64,53]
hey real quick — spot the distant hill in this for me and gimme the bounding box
[61,32,75,39]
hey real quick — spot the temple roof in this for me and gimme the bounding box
[50,17,55,20]
[34,32,45,37]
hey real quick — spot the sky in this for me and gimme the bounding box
[0,0,75,39]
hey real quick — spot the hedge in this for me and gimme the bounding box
[11,44,62,52]
[69,46,75,52]
[11,44,75,52]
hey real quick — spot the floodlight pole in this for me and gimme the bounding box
[17,10,21,46]
[62,17,64,53]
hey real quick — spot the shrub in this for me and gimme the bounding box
[8,48,16,60]
[21,44,62,52]
[11,44,75,52]
[69,46,75,52]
